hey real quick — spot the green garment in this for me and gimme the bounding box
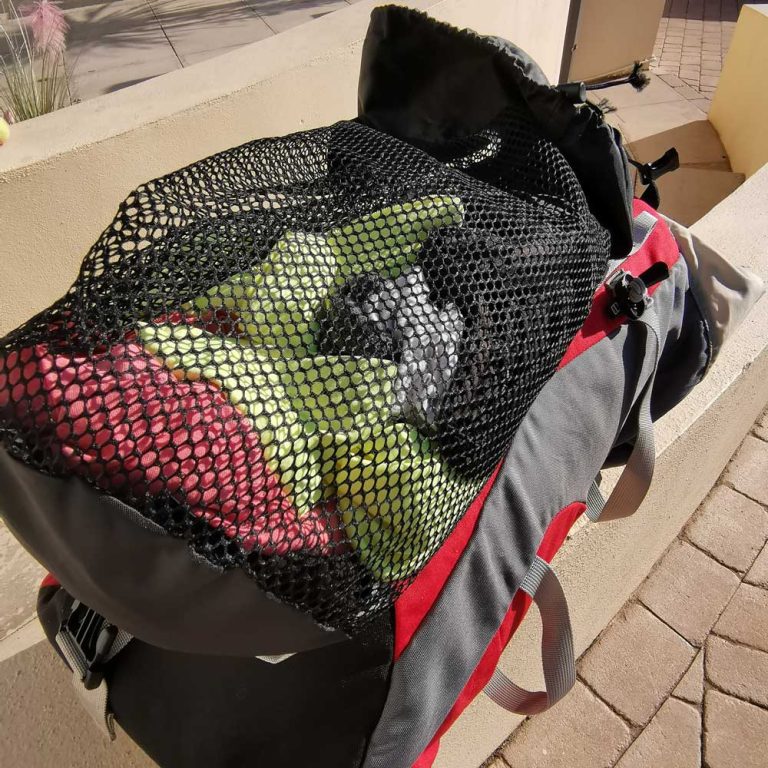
[186,196,464,357]
[140,195,475,580]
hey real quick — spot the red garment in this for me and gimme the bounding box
[0,342,331,555]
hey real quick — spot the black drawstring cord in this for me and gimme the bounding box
[584,63,650,92]
[556,62,650,103]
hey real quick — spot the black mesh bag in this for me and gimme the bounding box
[0,13,609,641]
[0,97,608,639]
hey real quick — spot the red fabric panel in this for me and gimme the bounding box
[412,501,586,768]
[394,461,503,659]
[40,573,60,589]
[558,200,680,370]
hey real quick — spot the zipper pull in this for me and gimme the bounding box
[606,262,670,320]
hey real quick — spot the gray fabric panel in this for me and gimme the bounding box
[604,257,704,465]
[0,449,347,656]
[363,263,691,768]
[660,213,765,361]
[594,309,661,522]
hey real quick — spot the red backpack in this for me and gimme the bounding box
[1,8,762,768]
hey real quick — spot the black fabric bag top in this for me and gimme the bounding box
[358,5,635,257]
[0,17,608,638]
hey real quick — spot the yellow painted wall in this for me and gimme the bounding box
[710,4,768,178]
[567,0,666,81]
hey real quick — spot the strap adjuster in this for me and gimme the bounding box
[59,600,118,690]
[606,262,670,320]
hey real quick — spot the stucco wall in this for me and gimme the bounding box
[709,4,768,178]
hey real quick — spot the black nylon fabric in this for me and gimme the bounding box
[358,5,634,257]
[37,585,392,768]
[0,24,608,635]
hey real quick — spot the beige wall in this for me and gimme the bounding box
[0,0,570,337]
[567,0,666,81]
[709,4,768,177]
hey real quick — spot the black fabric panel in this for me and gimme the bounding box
[1,449,347,655]
[652,288,710,417]
[37,585,393,768]
[358,5,634,256]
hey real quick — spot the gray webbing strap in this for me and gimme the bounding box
[483,557,575,715]
[586,309,662,523]
[56,629,133,740]
[629,210,658,255]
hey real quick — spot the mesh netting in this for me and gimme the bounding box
[0,110,608,633]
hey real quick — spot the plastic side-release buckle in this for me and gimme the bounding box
[606,262,670,320]
[55,598,132,740]
[59,600,118,691]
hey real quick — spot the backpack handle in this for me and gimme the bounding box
[484,557,575,715]
[587,308,662,522]
[485,307,664,714]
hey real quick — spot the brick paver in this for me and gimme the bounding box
[685,485,768,572]
[614,698,700,768]
[753,410,768,442]
[704,689,768,768]
[673,650,703,705]
[713,582,768,653]
[499,682,633,768]
[745,541,768,588]
[706,635,768,708]
[579,602,695,726]
[490,409,768,768]
[652,1,745,108]
[723,434,768,505]
[637,540,740,645]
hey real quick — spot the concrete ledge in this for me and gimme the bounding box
[435,166,768,767]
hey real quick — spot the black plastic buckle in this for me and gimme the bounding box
[606,262,670,320]
[59,600,118,690]
[631,148,680,186]
[629,148,680,209]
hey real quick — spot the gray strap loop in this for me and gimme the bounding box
[56,628,132,740]
[629,210,658,255]
[587,309,662,523]
[483,557,575,715]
